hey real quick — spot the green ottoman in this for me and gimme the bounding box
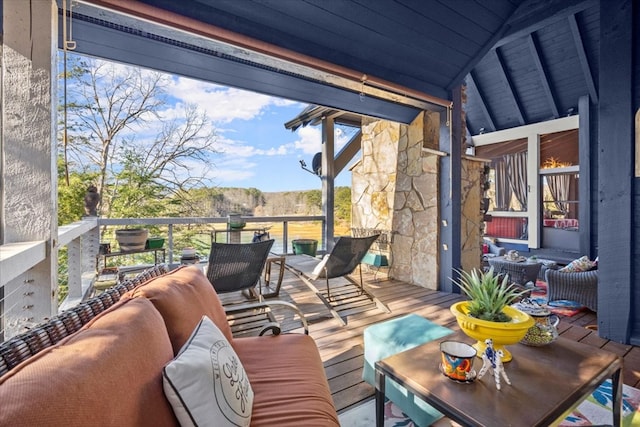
[363,314,453,427]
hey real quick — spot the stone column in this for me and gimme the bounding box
[460,157,487,272]
[352,112,444,289]
[391,112,442,289]
[1,1,59,337]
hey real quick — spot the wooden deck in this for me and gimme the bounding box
[224,266,640,415]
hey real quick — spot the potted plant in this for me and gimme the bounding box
[115,228,149,252]
[450,267,534,362]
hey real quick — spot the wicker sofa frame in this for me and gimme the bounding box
[0,264,169,378]
[545,268,598,312]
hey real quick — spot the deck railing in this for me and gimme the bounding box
[0,215,325,341]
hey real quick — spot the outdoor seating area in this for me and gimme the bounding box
[253,267,640,424]
[0,265,338,426]
[0,248,637,426]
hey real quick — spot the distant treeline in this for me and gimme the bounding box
[187,186,351,223]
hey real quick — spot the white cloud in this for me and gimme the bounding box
[166,77,297,124]
[206,156,257,184]
[293,127,321,155]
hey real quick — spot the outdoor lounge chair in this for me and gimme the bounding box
[285,234,390,325]
[205,239,274,301]
[206,239,308,335]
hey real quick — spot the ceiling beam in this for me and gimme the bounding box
[335,131,361,175]
[568,14,598,103]
[78,0,452,110]
[491,49,526,126]
[66,15,423,124]
[527,34,560,118]
[467,72,496,132]
[496,0,597,48]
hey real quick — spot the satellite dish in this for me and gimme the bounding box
[311,152,322,175]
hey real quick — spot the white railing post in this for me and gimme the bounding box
[57,219,99,312]
[66,238,82,300]
[168,224,174,264]
[82,224,100,273]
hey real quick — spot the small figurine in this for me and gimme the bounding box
[84,185,100,216]
[477,338,511,390]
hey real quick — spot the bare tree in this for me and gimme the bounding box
[59,54,218,218]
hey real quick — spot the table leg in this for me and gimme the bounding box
[612,369,622,427]
[375,363,385,427]
[262,256,285,298]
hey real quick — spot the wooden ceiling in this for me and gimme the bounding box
[73,0,600,136]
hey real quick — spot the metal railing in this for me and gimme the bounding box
[0,215,326,341]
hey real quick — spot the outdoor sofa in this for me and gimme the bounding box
[0,265,339,426]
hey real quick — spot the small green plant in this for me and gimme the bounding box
[451,267,528,322]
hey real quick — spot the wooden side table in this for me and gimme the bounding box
[375,330,623,427]
[261,256,285,298]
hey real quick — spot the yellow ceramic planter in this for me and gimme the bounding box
[450,301,534,362]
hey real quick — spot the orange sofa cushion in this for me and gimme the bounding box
[126,265,233,354]
[0,297,177,427]
[232,334,339,426]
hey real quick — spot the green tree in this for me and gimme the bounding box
[335,186,352,223]
[57,157,99,225]
[58,53,218,220]
[305,189,322,212]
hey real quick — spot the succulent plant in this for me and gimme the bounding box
[451,267,529,322]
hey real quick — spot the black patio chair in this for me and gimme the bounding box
[205,239,275,300]
[285,234,390,325]
[205,239,309,335]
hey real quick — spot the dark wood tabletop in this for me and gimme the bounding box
[375,330,622,427]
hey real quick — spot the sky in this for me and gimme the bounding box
[163,77,358,192]
[63,54,360,193]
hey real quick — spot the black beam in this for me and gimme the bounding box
[497,0,597,48]
[491,49,526,125]
[568,14,599,103]
[598,0,633,343]
[66,17,422,124]
[527,34,560,118]
[467,72,496,132]
[439,87,463,292]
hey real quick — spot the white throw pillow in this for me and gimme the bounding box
[163,316,253,427]
[311,254,330,279]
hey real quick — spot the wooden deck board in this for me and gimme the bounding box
[226,269,640,413]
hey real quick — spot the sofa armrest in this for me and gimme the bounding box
[489,243,505,256]
[224,300,309,335]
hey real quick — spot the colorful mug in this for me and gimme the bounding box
[440,341,477,382]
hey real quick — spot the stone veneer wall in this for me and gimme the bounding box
[460,157,486,273]
[352,111,484,289]
[352,112,441,289]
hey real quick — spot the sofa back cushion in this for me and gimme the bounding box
[0,297,177,427]
[126,265,233,354]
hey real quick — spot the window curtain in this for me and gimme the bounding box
[505,152,527,210]
[547,174,571,214]
[494,160,512,211]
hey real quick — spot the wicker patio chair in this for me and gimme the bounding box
[545,268,598,312]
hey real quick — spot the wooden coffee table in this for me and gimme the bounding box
[375,330,622,427]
